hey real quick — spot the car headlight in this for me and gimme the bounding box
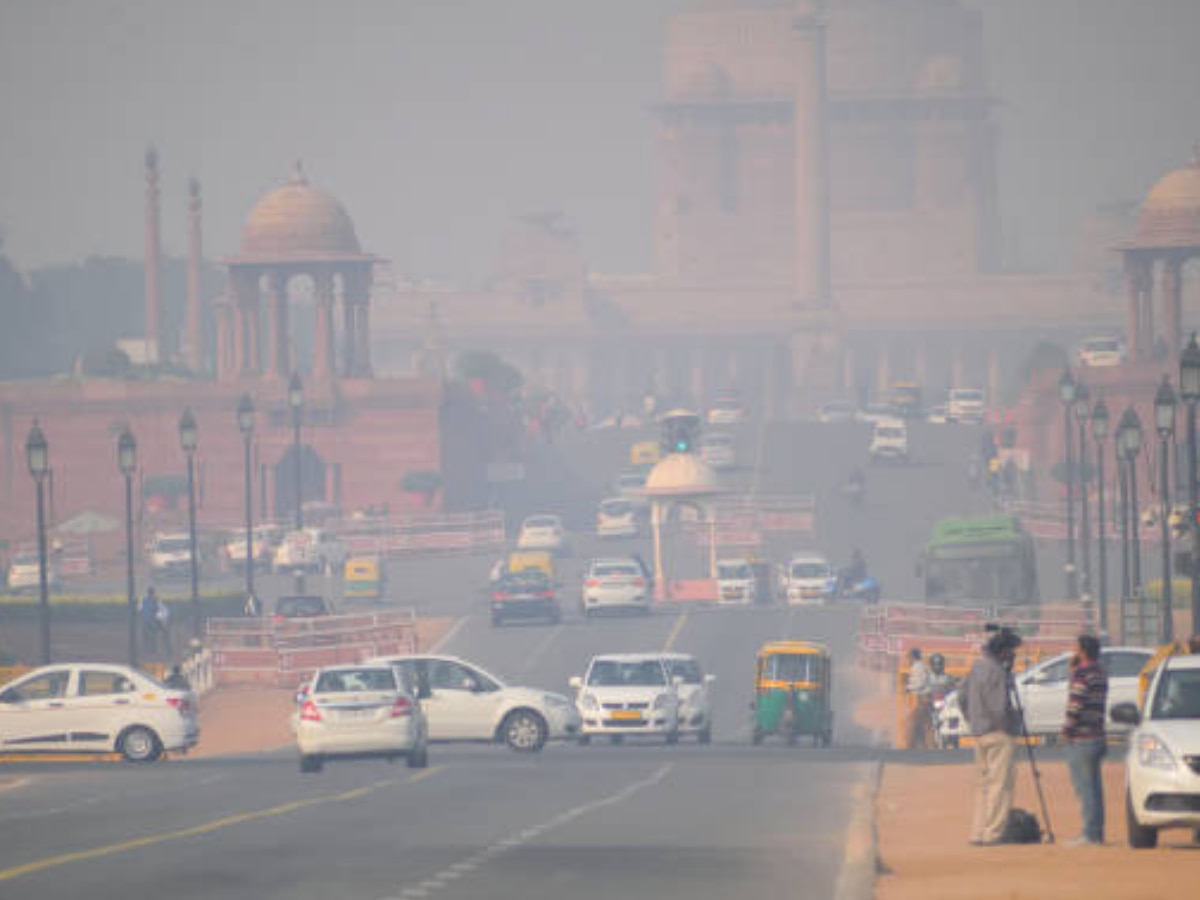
[544,693,571,709]
[579,693,599,712]
[652,693,673,711]
[1137,733,1177,771]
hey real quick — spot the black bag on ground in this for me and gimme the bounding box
[1002,808,1042,844]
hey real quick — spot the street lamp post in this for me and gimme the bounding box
[1180,332,1200,635]
[237,395,256,605]
[1154,376,1177,643]
[25,421,51,665]
[1074,381,1092,599]
[1091,398,1110,637]
[118,427,139,668]
[1059,369,1079,599]
[179,409,200,641]
[1121,408,1144,610]
[1117,421,1131,615]
[288,373,304,531]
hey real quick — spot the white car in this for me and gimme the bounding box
[373,654,580,752]
[6,553,62,594]
[869,417,909,463]
[947,387,986,424]
[582,557,651,617]
[1078,336,1126,368]
[1113,653,1200,848]
[294,664,428,773]
[782,554,837,605]
[613,470,650,503]
[570,654,683,744]
[662,653,716,743]
[149,532,195,580]
[817,400,854,424]
[700,432,736,470]
[717,558,757,605]
[707,395,745,426]
[596,498,642,539]
[1014,646,1154,740]
[517,514,569,554]
[855,403,895,426]
[0,663,199,762]
[273,527,348,574]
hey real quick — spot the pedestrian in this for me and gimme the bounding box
[156,599,173,657]
[244,591,262,617]
[139,587,160,655]
[164,664,191,691]
[960,627,1022,845]
[905,648,932,749]
[1062,633,1109,845]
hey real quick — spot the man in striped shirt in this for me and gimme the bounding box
[1062,634,1109,845]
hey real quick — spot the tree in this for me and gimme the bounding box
[453,350,523,397]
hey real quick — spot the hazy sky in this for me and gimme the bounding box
[1,0,1197,281]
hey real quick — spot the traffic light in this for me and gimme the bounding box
[660,411,700,455]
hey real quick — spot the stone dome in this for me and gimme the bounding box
[643,453,722,497]
[1130,153,1200,249]
[238,163,362,260]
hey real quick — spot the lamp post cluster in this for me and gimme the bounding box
[19,377,305,666]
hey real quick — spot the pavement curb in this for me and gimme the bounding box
[834,760,883,900]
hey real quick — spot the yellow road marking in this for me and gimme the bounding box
[661,613,688,652]
[0,767,441,884]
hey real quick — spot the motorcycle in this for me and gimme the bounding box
[933,686,966,749]
[834,569,881,603]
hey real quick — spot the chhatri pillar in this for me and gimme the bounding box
[184,176,204,372]
[792,0,831,310]
[143,147,164,364]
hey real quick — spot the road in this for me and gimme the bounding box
[0,416,1026,900]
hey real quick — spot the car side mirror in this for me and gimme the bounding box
[1110,702,1140,726]
[568,676,582,691]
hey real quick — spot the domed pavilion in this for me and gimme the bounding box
[218,163,380,382]
[1120,150,1200,362]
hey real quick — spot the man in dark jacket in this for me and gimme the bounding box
[960,628,1021,845]
[1062,634,1108,845]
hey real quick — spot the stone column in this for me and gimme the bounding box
[876,345,890,398]
[144,147,163,364]
[214,299,232,382]
[987,346,1001,404]
[313,270,335,381]
[341,290,357,377]
[355,299,372,376]
[1125,255,1153,363]
[184,177,204,372]
[792,1,831,309]
[1161,255,1183,359]
[914,342,928,389]
[265,271,286,378]
[951,347,965,389]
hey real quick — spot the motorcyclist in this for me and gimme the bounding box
[928,653,955,695]
[844,467,865,507]
[844,548,868,590]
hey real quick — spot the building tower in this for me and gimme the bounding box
[185,176,204,372]
[144,146,163,364]
[793,0,831,309]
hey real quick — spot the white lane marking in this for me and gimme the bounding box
[428,616,468,653]
[517,624,564,676]
[384,763,673,900]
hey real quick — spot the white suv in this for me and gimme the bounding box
[1113,654,1200,848]
[1015,646,1153,741]
[149,532,195,580]
[782,554,837,605]
[869,417,908,463]
[273,528,347,575]
[517,514,569,555]
[582,558,650,617]
[570,654,683,744]
[373,654,581,752]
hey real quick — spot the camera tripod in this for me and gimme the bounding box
[1008,671,1056,844]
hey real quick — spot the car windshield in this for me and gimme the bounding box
[718,563,752,580]
[275,596,328,617]
[1149,668,1200,720]
[704,435,733,448]
[876,427,904,438]
[664,658,703,684]
[593,563,640,578]
[11,555,38,566]
[525,517,559,529]
[315,668,396,693]
[600,501,632,517]
[587,659,667,687]
[618,473,646,488]
[155,537,190,553]
[791,563,829,579]
[499,572,549,591]
[1084,339,1118,352]
[952,390,984,402]
[762,653,820,682]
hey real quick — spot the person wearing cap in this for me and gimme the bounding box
[960,629,1021,845]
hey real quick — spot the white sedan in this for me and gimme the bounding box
[1113,654,1200,848]
[596,498,641,539]
[294,664,428,773]
[1014,646,1153,740]
[582,558,651,617]
[0,663,198,762]
[570,653,682,744]
[375,654,581,752]
[517,514,570,555]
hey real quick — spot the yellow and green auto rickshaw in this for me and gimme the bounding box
[751,640,833,747]
[344,555,386,600]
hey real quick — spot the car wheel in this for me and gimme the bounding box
[118,726,162,763]
[407,741,429,769]
[578,735,591,746]
[502,709,548,753]
[698,727,712,745]
[299,754,323,774]
[1126,790,1158,849]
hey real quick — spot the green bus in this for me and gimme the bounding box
[920,515,1039,606]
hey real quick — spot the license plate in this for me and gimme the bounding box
[338,708,376,722]
[611,710,642,721]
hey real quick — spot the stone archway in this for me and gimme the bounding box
[274,444,328,521]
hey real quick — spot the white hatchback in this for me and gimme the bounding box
[374,654,581,752]
[0,663,198,762]
[1113,654,1200,848]
[1014,646,1154,740]
[294,664,428,773]
[570,654,682,744]
[517,514,569,554]
[596,498,641,539]
[582,558,651,617]
[783,555,837,605]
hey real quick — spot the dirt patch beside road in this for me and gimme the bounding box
[876,760,1199,900]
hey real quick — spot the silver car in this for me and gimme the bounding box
[582,558,651,618]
